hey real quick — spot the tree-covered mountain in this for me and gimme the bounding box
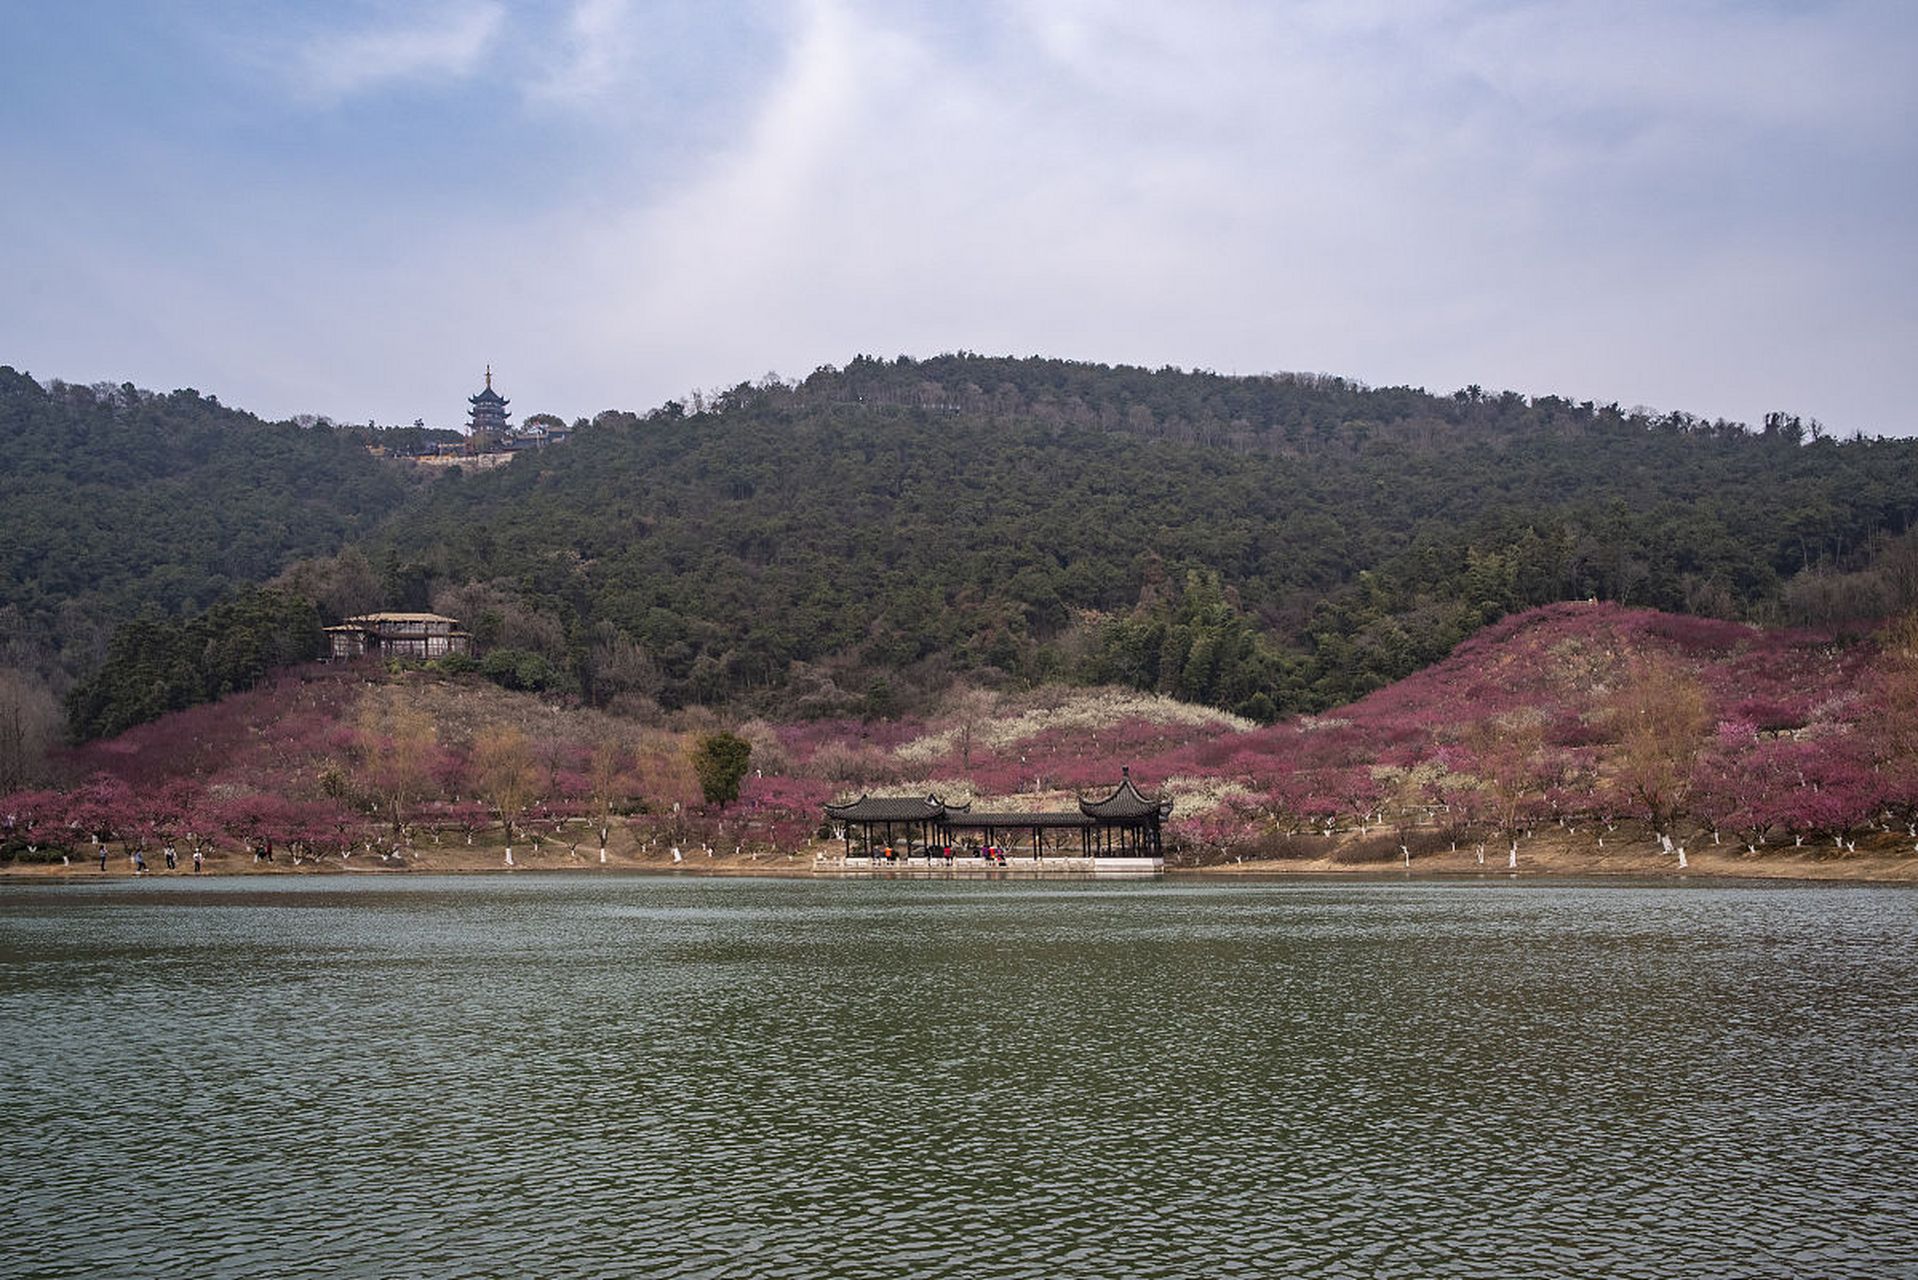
[0,367,417,687]
[356,354,1918,719]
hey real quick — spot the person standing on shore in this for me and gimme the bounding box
[98,845,107,872]
[192,847,204,874]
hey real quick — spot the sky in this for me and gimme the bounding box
[1,0,1913,435]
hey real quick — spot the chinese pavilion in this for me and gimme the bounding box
[467,366,510,446]
[823,770,1172,862]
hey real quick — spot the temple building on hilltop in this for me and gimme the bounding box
[467,366,510,447]
[325,612,472,661]
[452,368,572,454]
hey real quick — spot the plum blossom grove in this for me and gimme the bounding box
[2,604,1914,869]
[0,670,722,869]
[1141,607,1907,865]
[764,604,1913,867]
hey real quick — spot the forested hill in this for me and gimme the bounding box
[363,354,1918,719]
[0,368,414,686]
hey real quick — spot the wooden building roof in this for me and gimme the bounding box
[825,772,1171,826]
[345,612,465,625]
[823,794,970,823]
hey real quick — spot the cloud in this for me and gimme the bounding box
[292,2,504,102]
[3,0,1913,435]
[485,0,1911,432]
[523,0,636,105]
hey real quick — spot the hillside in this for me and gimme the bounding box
[14,354,1918,753]
[761,602,1905,860]
[0,368,416,688]
[7,604,1914,879]
[364,355,1918,720]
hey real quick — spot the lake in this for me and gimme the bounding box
[2,875,1915,1278]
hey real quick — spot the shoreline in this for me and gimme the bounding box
[1187,833,1918,884]
[5,845,1916,886]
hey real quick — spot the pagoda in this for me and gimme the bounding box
[467,366,510,447]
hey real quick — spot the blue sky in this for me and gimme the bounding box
[2,0,1913,434]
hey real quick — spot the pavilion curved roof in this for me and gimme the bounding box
[1078,775,1173,820]
[823,794,970,822]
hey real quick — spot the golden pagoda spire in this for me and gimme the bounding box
[485,364,493,391]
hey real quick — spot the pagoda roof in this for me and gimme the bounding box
[1078,773,1173,820]
[471,366,507,406]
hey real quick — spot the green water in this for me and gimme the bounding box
[1,875,1914,1278]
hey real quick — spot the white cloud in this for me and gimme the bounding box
[523,0,637,105]
[293,2,504,102]
[6,0,1913,435]
[485,0,1910,430]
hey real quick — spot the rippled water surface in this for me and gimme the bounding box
[3,875,1916,1278]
